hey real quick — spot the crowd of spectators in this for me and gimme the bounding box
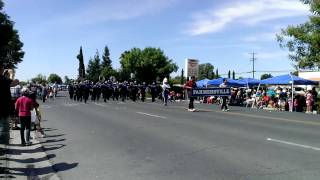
[205,86,319,113]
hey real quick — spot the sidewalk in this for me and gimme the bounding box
[2,129,60,180]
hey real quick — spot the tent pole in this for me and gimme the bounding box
[289,73,294,112]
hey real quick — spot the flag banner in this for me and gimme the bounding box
[191,88,231,97]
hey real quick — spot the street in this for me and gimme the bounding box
[39,92,320,180]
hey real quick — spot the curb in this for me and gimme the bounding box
[6,130,61,180]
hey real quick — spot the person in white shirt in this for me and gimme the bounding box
[219,79,229,111]
[161,78,170,106]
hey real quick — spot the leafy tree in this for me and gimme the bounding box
[48,73,62,84]
[86,51,101,82]
[0,0,24,69]
[291,71,299,76]
[120,47,178,84]
[215,69,219,78]
[198,63,214,80]
[228,70,231,78]
[260,73,273,80]
[277,0,320,70]
[211,72,215,79]
[232,70,236,79]
[64,75,72,84]
[171,75,182,85]
[101,67,116,80]
[31,74,47,84]
[77,46,85,79]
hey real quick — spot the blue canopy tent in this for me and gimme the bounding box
[259,74,318,111]
[196,78,210,87]
[260,74,318,85]
[207,78,246,87]
[238,78,260,87]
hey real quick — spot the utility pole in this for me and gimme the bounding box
[249,52,257,78]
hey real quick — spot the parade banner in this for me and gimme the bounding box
[191,88,231,97]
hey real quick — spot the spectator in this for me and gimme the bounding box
[311,87,318,112]
[306,90,313,114]
[0,63,17,144]
[15,88,34,146]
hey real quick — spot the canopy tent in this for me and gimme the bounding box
[258,74,318,112]
[260,74,318,85]
[238,78,260,87]
[196,78,210,87]
[207,78,246,87]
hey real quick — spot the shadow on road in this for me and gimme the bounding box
[4,128,79,179]
[6,162,78,177]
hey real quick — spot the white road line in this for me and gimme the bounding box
[267,138,320,151]
[63,103,79,107]
[41,105,51,109]
[136,112,167,119]
[95,103,106,107]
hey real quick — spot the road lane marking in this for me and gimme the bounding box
[267,138,320,151]
[63,103,79,107]
[136,112,167,119]
[41,105,51,109]
[94,103,106,107]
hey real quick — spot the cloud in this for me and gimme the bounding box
[186,0,310,35]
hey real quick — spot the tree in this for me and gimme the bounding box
[260,73,273,80]
[100,45,115,79]
[215,69,219,78]
[77,46,85,79]
[0,0,24,69]
[64,75,72,84]
[277,0,320,70]
[232,70,235,79]
[180,69,185,84]
[48,73,62,84]
[211,72,215,79]
[291,71,299,76]
[171,75,182,85]
[31,74,47,84]
[101,46,112,68]
[86,51,101,82]
[198,63,214,80]
[120,47,178,84]
[228,70,231,78]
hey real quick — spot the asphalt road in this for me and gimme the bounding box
[38,92,320,180]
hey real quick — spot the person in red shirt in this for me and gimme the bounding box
[184,76,197,111]
[15,88,34,146]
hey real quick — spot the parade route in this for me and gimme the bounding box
[17,92,317,180]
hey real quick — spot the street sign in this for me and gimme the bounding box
[185,58,199,78]
[191,88,231,97]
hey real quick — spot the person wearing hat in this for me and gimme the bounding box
[219,78,229,111]
[149,82,157,102]
[15,88,34,146]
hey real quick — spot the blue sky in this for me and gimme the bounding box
[3,0,310,81]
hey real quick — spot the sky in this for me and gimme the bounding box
[3,0,311,81]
